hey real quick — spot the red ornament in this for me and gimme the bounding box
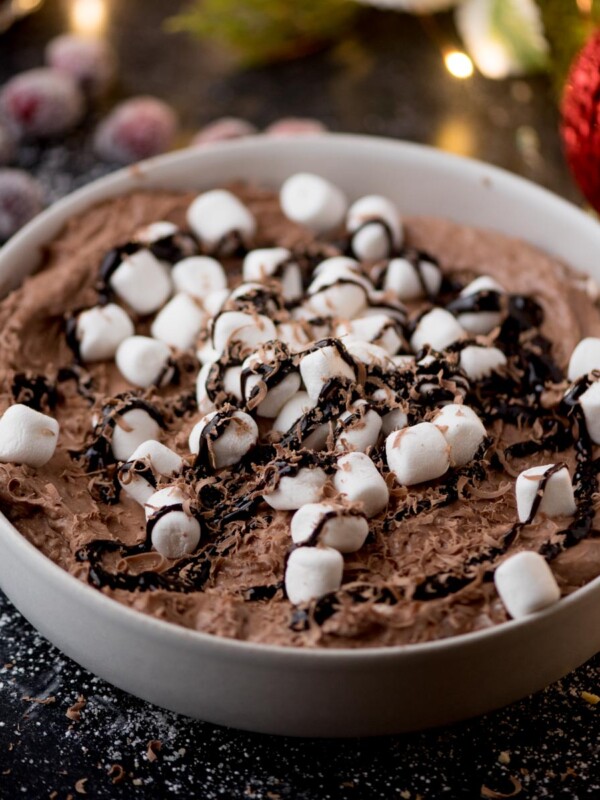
[561,29,600,212]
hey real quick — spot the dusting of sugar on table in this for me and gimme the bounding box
[1,598,600,798]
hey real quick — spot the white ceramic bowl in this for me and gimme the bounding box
[1,135,600,737]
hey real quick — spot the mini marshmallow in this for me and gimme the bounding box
[362,291,407,323]
[350,223,392,262]
[188,409,258,469]
[212,311,277,355]
[135,221,179,244]
[291,503,369,553]
[494,551,560,619]
[203,288,230,317]
[383,256,442,301]
[459,345,507,381]
[111,408,161,462]
[196,341,220,366]
[391,354,415,369]
[280,173,347,233]
[455,276,505,335]
[272,392,315,435]
[243,247,290,280]
[0,404,59,468]
[195,362,241,410]
[334,452,389,518]
[347,195,402,261]
[410,308,465,353]
[336,314,403,355]
[312,255,362,278]
[568,337,600,382]
[116,336,173,388]
[130,439,184,476]
[118,440,184,505]
[243,247,302,302]
[150,293,207,351]
[461,275,504,295]
[276,322,311,353]
[263,466,328,511]
[172,256,227,299]
[579,379,600,444]
[223,366,243,400]
[249,371,301,418]
[386,423,449,486]
[285,546,344,605]
[335,403,382,453]
[242,352,302,418]
[187,189,256,252]
[307,261,370,319]
[75,303,134,363]
[144,485,186,519]
[343,339,394,370]
[150,509,201,559]
[109,248,172,315]
[299,342,356,402]
[515,464,576,523]
[271,391,328,449]
[381,407,409,436]
[433,404,487,467]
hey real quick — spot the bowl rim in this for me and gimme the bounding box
[1,132,599,663]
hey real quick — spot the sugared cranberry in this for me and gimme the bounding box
[45,34,116,96]
[265,117,327,136]
[0,122,16,166]
[0,169,43,241]
[0,68,84,139]
[93,96,178,165]
[192,117,257,146]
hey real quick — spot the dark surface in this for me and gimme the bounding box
[1,1,600,797]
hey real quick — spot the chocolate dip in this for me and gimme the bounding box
[1,184,599,649]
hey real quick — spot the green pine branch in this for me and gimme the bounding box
[168,0,361,66]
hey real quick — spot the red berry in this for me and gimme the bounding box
[94,96,178,165]
[0,122,16,166]
[0,68,84,139]
[192,117,257,146]
[265,117,327,136]
[0,169,43,241]
[46,34,116,96]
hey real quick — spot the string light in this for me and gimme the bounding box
[70,0,107,36]
[444,50,474,79]
[434,116,475,157]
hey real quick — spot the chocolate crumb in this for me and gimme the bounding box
[66,694,87,721]
[580,690,600,705]
[146,739,162,762]
[480,776,522,798]
[107,764,125,784]
[21,694,56,705]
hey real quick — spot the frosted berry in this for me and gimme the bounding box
[0,169,43,241]
[0,122,16,166]
[265,117,327,136]
[94,96,178,164]
[45,34,116,96]
[0,68,84,138]
[192,117,257,146]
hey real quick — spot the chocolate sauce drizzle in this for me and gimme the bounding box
[76,395,166,504]
[71,228,600,633]
[373,248,442,302]
[287,303,600,630]
[11,373,58,411]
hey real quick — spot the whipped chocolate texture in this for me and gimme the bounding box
[1,181,600,649]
